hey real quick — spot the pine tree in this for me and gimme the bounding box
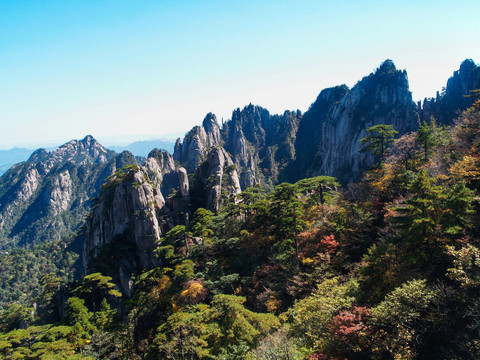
[360,124,398,167]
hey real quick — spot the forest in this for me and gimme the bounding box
[1,97,480,359]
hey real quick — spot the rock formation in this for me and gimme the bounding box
[293,60,419,183]
[0,136,138,248]
[419,59,480,124]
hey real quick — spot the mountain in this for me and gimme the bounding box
[0,135,139,249]
[107,139,176,157]
[174,60,480,185]
[83,145,242,294]
[0,148,36,176]
[3,59,480,359]
[420,59,480,124]
[2,59,478,256]
[292,59,419,183]
[82,59,480,292]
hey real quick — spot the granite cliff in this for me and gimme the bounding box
[173,59,480,185]
[83,147,241,294]
[0,136,139,249]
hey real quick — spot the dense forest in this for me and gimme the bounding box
[1,97,480,359]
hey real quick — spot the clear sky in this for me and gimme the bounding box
[1,0,479,149]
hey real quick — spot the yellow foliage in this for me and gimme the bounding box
[369,163,396,192]
[449,155,480,181]
[180,282,204,299]
[302,257,315,265]
[171,301,182,313]
[149,275,172,302]
[264,296,282,313]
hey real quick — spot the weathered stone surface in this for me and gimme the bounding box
[420,59,480,124]
[305,60,419,183]
[84,169,163,275]
[178,167,189,197]
[195,147,241,212]
[173,113,221,173]
[0,136,136,248]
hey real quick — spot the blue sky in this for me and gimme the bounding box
[1,0,479,149]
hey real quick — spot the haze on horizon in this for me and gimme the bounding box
[1,0,479,150]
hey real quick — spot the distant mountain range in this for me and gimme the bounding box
[0,148,37,176]
[0,139,176,176]
[106,139,176,157]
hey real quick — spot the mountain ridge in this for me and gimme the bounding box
[1,59,479,252]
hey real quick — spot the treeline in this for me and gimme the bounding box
[2,100,480,359]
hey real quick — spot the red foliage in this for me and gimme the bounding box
[329,306,370,345]
[320,235,339,254]
[298,233,339,260]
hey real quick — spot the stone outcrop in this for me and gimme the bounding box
[173,113,221,173]
[83,167,164,297]
[419,59,480,124]
[295,60,418,183]
[82,148,196,295]
[174,105,302,189]
[0,136,138,248]
[194,147,241,212]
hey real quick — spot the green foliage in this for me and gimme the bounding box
[296,176,339,208]
[369,279,438,360]
[360,124,398,166]
[65,297,95,333]
[417,117,447,160]
[0,303,34,332]
[3,105,480,359]
[290,278,356,351]
[0,239,78,311]
[0,324,93,359]
[392,170,474,265]
[447,244,480,287]
[246,327,303,360]
[190,208,214,239]
[153,294,280,359]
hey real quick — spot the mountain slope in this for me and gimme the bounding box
[0,136,138,249]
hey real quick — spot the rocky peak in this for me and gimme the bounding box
[173,113,222,173]
[52,135,112,165]
[420,59,480,124]
[293,60,418,183]
[83,166,165,296]
[144,148,178,198]
[378,59,396,72]
[26,135,113,168]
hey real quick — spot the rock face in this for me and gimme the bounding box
[172,60,480,188]
[60,58,480,296]
[174,113,221,173]
[174,105,301,189]
[84,167,164,297]
[0,136,138,249]
[294,60,419,183]
[83,151,194,295]
[420,59,480,124]
[194,147,242,212]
